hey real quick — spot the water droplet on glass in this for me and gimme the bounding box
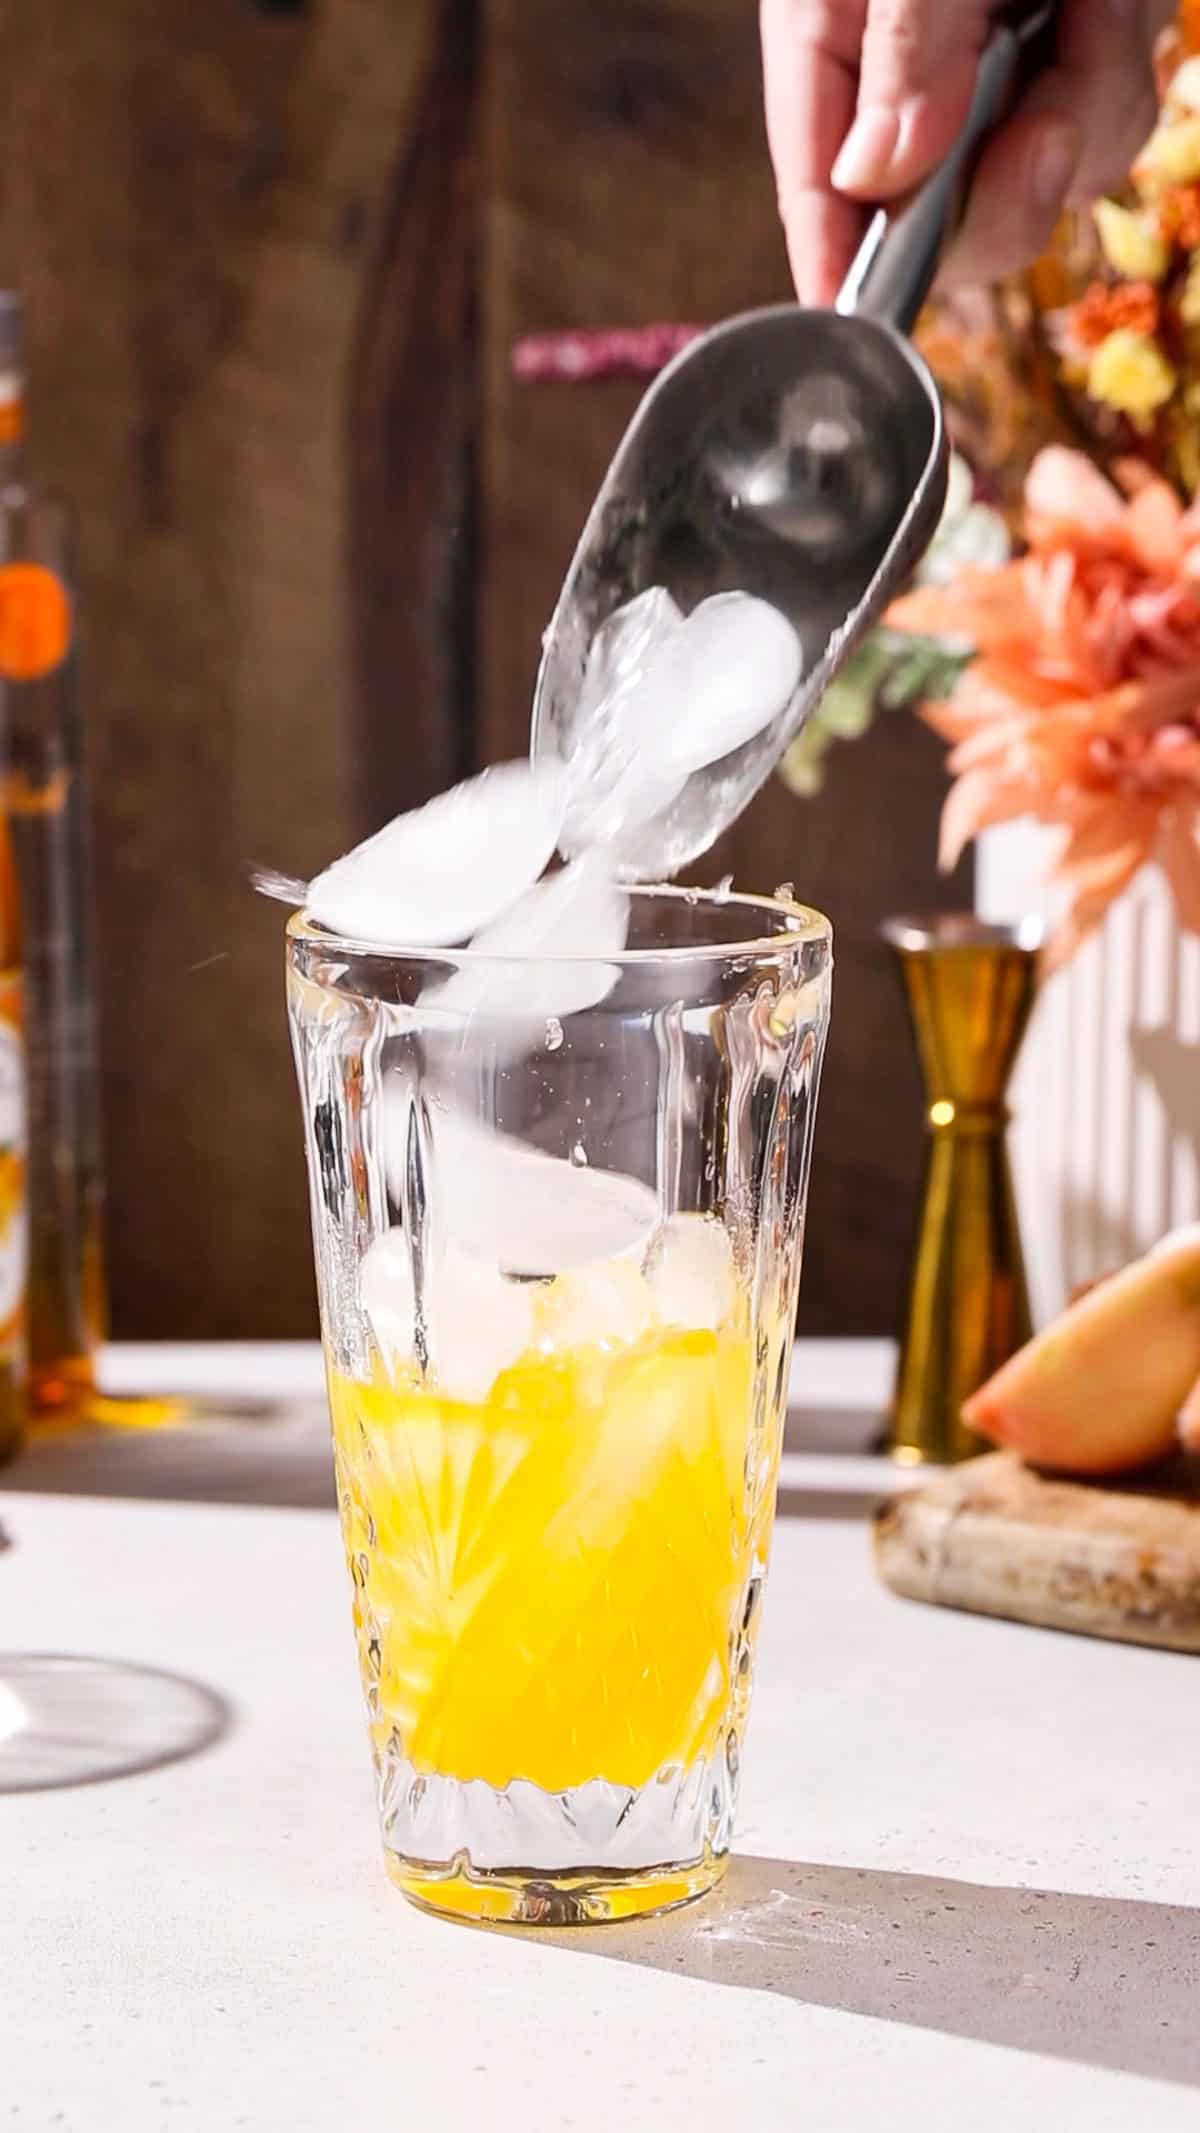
[570,1141,588,1167]
[544,1016,564,1052]
[713,873,734,903]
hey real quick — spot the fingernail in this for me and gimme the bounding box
[831,105,900,193]
[1033,118,1082,212]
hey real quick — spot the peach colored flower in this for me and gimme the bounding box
[887,445,1200,966]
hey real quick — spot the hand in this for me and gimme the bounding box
[761,0,1176,306]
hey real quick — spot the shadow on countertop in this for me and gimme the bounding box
[1,1399,338,1511]
[784,1402,884,1457]
[524,1851,1200,2086]
[775,1485,886,1521]
[4,1395,895,1516]
[0,1652,232,1793]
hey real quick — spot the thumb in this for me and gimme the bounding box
[832,0,993,198]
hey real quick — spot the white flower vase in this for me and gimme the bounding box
[975,821,1200,1325]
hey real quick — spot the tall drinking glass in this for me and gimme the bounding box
[288,885,831,1924]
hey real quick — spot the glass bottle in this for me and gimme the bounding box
[0,293,105,1416]
[0,793,26,1464]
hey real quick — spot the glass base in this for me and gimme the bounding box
[386,1845,727,1925]
[372,1737,738,1925]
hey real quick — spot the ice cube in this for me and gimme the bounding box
[436,1113,658,1278]
[383,1090,659,1276]
[560,743,687,861]
[360,1228,535,1403]
[360,1227,418,1372]
[574,588,685,732]
[251,868,308,907]
[428,1245,536,1403]
[644,1214,737,1333]
[560,590,799,866]
[639,595,802,780]
[538,1257,653,1352]
[420,851,629,1044]
[559,592,689,859]
[306,760,567,950]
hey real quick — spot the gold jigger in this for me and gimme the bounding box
[883,915,1042,1465]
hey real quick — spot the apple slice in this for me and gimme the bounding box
[963,1229,1200,1475]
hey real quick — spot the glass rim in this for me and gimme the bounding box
[286,882,831,969]
[882,912,1043,955]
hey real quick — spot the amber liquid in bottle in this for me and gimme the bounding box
[0,808,27,1461]
[0,295,104,1418]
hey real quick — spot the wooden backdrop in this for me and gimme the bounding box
[2,0,968,1340]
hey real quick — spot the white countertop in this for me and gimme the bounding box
[4,1343,1198,2130]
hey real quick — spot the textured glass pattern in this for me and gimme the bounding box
[289,886,830,1924]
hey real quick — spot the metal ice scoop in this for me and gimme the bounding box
[531,1,1057,878]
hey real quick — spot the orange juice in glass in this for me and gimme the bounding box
[288,885,830,1924]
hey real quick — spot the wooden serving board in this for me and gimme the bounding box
[873,1450,1200,1652]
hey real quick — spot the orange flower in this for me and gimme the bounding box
[1157,180,1200,244]
[888,447,1200,966]
[1068,280,1161,348]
